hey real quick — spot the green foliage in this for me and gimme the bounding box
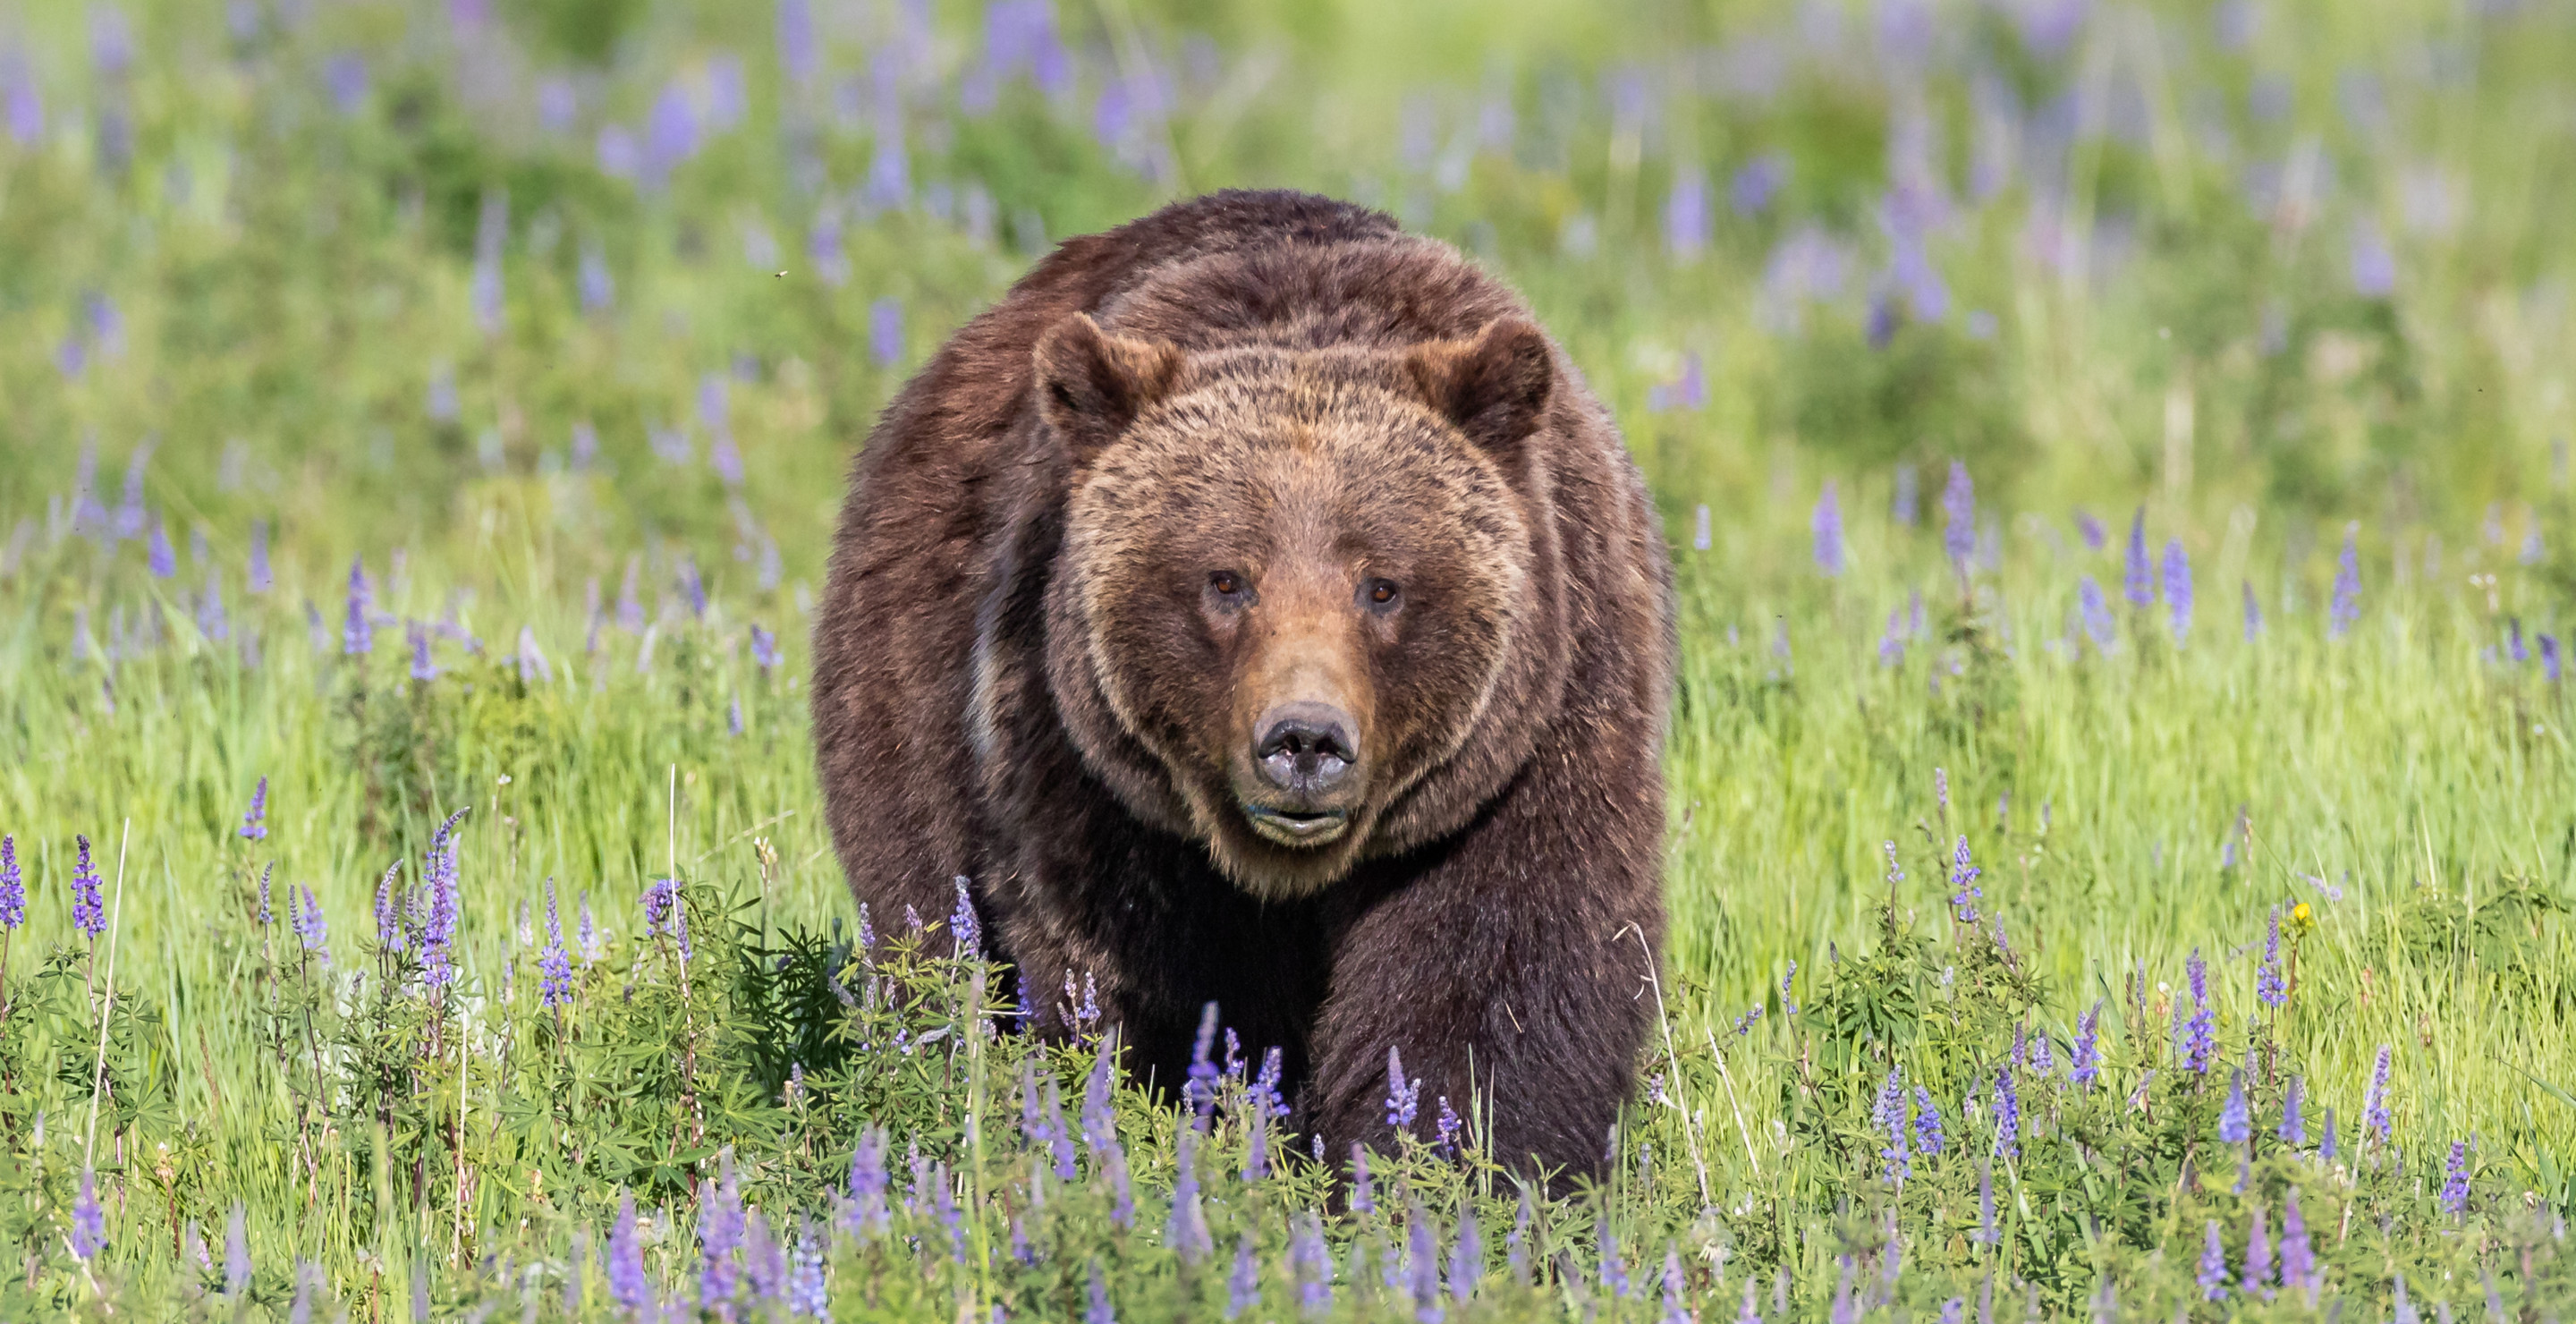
[2,0,2575,1316]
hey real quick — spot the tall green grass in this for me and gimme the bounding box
[2,0,2574,1316]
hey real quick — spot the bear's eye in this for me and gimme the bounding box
[1361,579,1401,611]
[1209,571,1246,598]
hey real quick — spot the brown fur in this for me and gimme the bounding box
[811,191,1673,1178]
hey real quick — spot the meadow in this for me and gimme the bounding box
[2,0,2574,1317]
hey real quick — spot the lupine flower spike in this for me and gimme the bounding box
[0,835,21,931]
[72,834,106,938]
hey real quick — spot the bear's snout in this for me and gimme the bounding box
[1253,701,1357,794]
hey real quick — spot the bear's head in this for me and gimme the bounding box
[1034,312,1551,899]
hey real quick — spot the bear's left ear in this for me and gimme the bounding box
[1034,313,1184,468]
[1402,317,1555,464]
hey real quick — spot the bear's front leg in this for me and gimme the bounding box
[1302,734,1666,1182]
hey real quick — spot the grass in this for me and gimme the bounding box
[2,0,2575,1317]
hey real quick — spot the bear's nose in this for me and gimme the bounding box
[1253,702,1358,794]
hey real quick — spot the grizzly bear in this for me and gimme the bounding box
[811,190,1672,1178]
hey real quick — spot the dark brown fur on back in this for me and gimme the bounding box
[811,190,1673,1178]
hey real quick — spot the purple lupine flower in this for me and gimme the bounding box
[2072,1001,2101,1087]
[2162,539,2192,644]
[786,1225,828,1320]
[72,834,106,938]
[1731,153,1787,215]
[2257,906,2286,1007]
[343,557,372,656]
[148,519,176,578]
[1597,1216,1629,1298]
[950,876,981,955]
[1665,166,1710,261]
[2441,1140,2470,1216]
[1385,1045,1421,1130]
[237,522,273,597]
[1451,1207,1482,1303]
[1875,1067,1910,1182]
[257,864,274,928]
[1947,836,1981,924]
[2220,1069,2251,1144]
[2197,1221,2228,1300]
[643,82,698,189]
[0,835,22,930]
[1940,462,1975,569]
[2078,577,2115,653]
[2350,221,2395,296]
[1393,1209,1439,1321]
[70,1167,105,1259]
[516,627,551,685]
[579,243,615,313]
[2122,508,2153,607]
[1086,1258,1115,1324]
[606,1194,649,1311]
[676,556,708,619]
[1433,1096,1462,1158]
[845,1129,890,1237]
[1254,1046,1290,1119]
[1993,1064,2021,1159]
[407,621,439,683]
[751,624,780,673]
[2242,581,2263,641]
[4,64,42,146]
[1183,1002,1222,1120]
[1813,481,1844,577]
[1103,1134,1134,1229]
[1224,1234,1260,1320]
[2073,509,2106,550]
[1165,1130,1211,1264]
[1349,1144,1374,1215]
[2363,1043,2393,1142]
[198,569,229,642]
[2540,633,2563,683]
[741,1212,786,1308]
[640,878,675,938]
[2321,1107,2339,1162]
[1657,1245,1690,1324]
[1080,1049,1116,1152]
[2182,949,2215,1073]
[294,885,327,955]
[1912,1086,1945,1156]
[2243,1204,2274,1297]
[539,880,573,1008]
[776,0,817,84]
[2279,1189,2315,1295]
[240,776,269,841]
[372,861,402,950]
[419,807,467,989]
[2280,1074,2306,1143]
[1779,960,1798,1014]
[2329,523,2361,639]
[1294,1214,1334,1314]
[225,1201,251,1295]
[869,298,904,369]
[699,1155,746,1306]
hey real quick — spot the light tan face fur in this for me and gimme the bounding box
[1058,348,1530,899]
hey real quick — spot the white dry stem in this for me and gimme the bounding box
[84,819,131,1158]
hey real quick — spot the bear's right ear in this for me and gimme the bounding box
[1402,316,1555,467]
[1033,313,1183,467]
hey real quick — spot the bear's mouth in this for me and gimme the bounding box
[1241,804,1351,847]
